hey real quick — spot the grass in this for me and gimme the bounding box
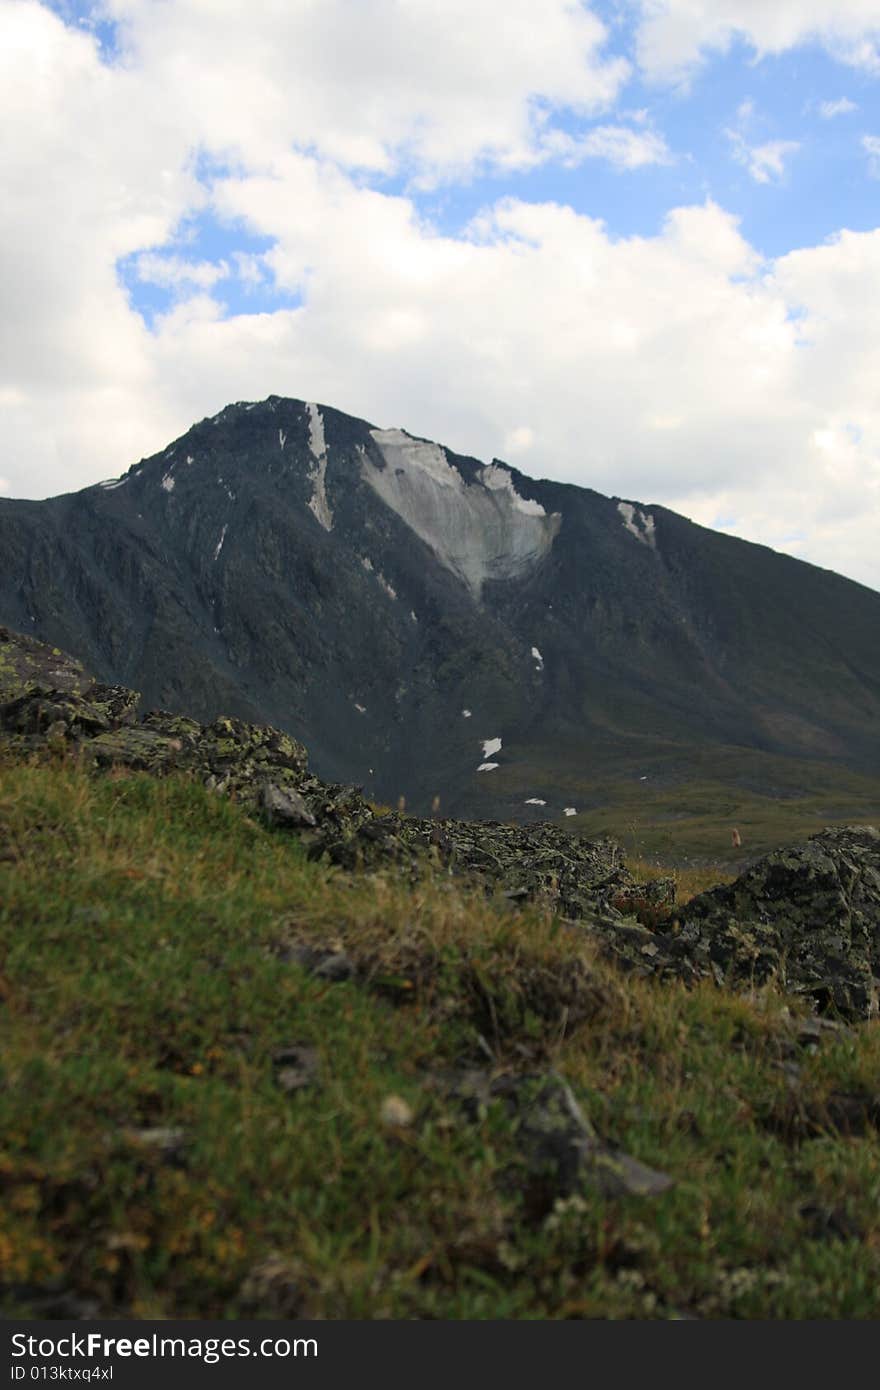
[626,856,735,903]
[490,739,880,868]
[1,754,879,1319]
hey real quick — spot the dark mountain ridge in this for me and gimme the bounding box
[1,394,878,818]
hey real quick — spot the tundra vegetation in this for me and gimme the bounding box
[1,627,879,1319]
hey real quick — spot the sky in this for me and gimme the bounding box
[1,1,880,591]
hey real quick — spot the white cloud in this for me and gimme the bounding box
[545,123,673,169]
[102,0,629,180]
[725,100,799,184]
[134,254,230,290]
[232,252,272,289]
[727,132,801,184]
[863,135,880,176]
[819,97,858,118]
[636,1,880,82]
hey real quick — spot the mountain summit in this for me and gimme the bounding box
[1,395,879,820]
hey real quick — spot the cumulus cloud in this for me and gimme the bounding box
[724,102,799,183]
[635,0,880,82]
[727,133,800,183]
[102,0,629,180]
[819,97,858,118]
[134,254,230,291]
[544,123,673,169]
[1,1,879,592]
[863,135,880,176]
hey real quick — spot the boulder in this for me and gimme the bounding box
[678,826,880,1020]
[0,625,93,702]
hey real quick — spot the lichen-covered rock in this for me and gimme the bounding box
[0,627,141,746]
[570,828,880,1020]
[331,814,637,922]
[0,625,93,702]
[87,712,310,805]
[0,684,140,741]
[677,826,880,1020]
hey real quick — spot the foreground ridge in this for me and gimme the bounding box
[2,624,878,1021]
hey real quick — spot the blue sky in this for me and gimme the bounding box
[413,37,877,258]
[44,0,880,318]
[3,1,880,588]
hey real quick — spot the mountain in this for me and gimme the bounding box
[1,395,879,823]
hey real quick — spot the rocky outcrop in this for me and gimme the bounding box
[572,829,880,1021]
[676,828,880,1019]
[0,625,645,923]
[0,625,94,701]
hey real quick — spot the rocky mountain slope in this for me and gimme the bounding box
[2,396,879,821]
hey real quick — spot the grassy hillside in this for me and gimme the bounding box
[2,753,879,1319]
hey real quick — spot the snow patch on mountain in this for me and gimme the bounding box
[618,501,656,548]
[377,573,397,600]
[306,403,333,531]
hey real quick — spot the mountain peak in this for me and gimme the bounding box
[2,394,879,826]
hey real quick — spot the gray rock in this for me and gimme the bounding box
[274,942,356,983]
[260,781,317,828]
[450,1070,672,1208]
[313,951,355,982]
[119,1126,187,1163]
[501,1072,673,1201]
[679,825,880,1020]
[272,1044,321,1093]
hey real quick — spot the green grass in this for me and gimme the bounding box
[626,857,735,903]
[489,739,880,869]
[1,755,879,1318]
